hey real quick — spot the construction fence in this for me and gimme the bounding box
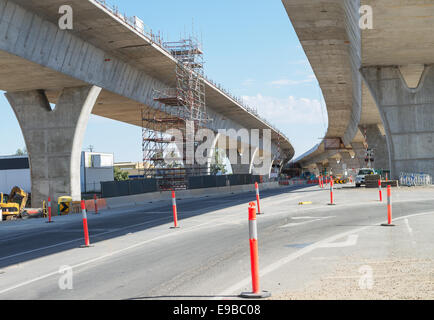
[101,174,263,198]
[399,173,432,186]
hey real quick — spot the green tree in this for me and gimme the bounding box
[14,147,27,156]
[114,167,129,181]
[210,148,227,175]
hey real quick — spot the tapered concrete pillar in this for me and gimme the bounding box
[361,66,434,179]
[341,152,361,170]
[204,132,221,175]
[251,147,273,177]
[6,86,102,212]
[328,157,344,176]
[351,142,366,168]
[361,124,389,171]
[316,163,324,175]
[228,148,252,174]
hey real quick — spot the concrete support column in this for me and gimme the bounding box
[362,124,389,171]
[351,142,367,168]
[316,163,324,175]
[328,157,344,176]
[6,86,102,212]
[205,132,221,175]
[361,66,434,178]
[251,147,273,177]
[229,148,251,174]
[341,152,361,171]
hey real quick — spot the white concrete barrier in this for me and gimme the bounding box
[105,182,280,210]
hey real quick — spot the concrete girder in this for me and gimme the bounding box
[361,65,434,179]
[6,86,101,212]
[282,0,362,158]
[0,0,293,164]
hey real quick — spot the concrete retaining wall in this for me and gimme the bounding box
[105,182,280,210]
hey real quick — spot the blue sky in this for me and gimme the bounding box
[0,0,328,163]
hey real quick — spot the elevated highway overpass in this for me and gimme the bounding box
[283,0,434,178]
[0,0,294,209]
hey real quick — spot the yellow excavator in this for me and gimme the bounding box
[0,187,45,221]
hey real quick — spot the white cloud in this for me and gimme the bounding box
[241,78,255,86]
[269,74,316,87]
[242,94,328,126]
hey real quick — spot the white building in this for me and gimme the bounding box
[0,152,114,195]
[80,152,114,193]
[0,156,31,194]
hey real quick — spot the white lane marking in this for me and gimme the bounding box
[280,219,323,228]
[404,218,417,246]
[318,234,359,248]
[0,216,169,262]
[217,211,434,298]
[404,218,413,235]
[279,216,335,228]
[0,219,213,295]
[291,216,331,220]
[0,189,301,262]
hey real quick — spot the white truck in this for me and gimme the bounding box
[355,168,377,187]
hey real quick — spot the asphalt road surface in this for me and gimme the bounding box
[0,184,433,299]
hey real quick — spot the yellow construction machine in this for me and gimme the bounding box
[0,187,45,221]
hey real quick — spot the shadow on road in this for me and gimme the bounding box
[0,185,312,269]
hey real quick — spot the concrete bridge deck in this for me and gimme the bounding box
[283,0,434,179]
[0,0,295,209]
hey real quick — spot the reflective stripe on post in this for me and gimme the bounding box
[255,182,263,214]
[171,190,179,229]
[387,185,392,224]
[328,179,335,205]
[381,185,395,227]
[240,202,271,299]
[378,179,383,202]
[46,197,54,223]
[81,200,90,246]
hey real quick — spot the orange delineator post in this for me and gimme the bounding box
[387,185,392,224]
[94,194,98,214]
[329,178,335,205]
[47,197,53,223]
[382,185,395,227]
[171,190,179,228]
[255,182,263,214]
[81,200,90,247]
[240,203,271,299]
[378,179,383,202]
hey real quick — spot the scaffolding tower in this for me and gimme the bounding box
[142,37,211,190]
